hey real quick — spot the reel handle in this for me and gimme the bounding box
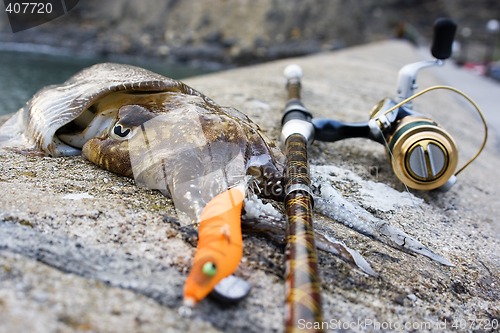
[431,18,457,60]
[313,119,372,143]
[396,18,457,102]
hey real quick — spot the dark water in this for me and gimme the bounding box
[0,50,213,116]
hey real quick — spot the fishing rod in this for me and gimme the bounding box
[281,64,324,332]
[276,17,487,332]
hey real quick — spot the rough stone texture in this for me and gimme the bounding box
[1,41,499,332]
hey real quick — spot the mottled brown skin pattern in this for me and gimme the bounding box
[284,133,323,332]
[82,137,133,178]
[4,62,284,192]
[82,104,158,178]
[82,96,284,193]
[1,62,321,331]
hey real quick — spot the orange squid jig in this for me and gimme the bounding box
[183,184,245,306]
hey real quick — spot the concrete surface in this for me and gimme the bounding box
[0,40,499,333]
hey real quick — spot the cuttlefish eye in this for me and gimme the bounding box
[110,123,133,140]
[201,261,217,277]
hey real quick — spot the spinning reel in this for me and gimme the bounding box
[312,18,488,191]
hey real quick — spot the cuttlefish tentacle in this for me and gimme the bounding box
[0,62,453,308]
[311,170,454,266]
[241,193,378,277]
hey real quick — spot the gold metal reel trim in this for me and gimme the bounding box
[371,85,488,177]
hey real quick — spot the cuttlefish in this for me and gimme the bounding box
[0,63,452,306]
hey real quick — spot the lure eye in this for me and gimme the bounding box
[110,123,133,140]
[201,261,217,277]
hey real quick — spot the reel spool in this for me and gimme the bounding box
[382,116,458,191]
[305,18,487,192]
[368,83,487,192]
[368,18,465,191]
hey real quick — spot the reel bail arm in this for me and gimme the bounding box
[313,118,372,143]
[310,18,485,192]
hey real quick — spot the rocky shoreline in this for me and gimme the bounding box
[0,18,339,68]
[2,0,498,68]
[1,0,499,69]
